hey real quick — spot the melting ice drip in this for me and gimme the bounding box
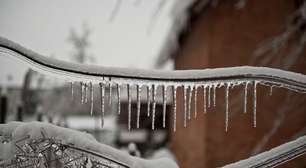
[70,79,293,132]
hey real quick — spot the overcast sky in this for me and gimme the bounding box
[0,0,176,86]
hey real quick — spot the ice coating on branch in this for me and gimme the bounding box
[3,36,306,132]
[2,38,306,94]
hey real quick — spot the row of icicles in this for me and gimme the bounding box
[70,79,270,132]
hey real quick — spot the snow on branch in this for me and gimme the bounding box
[1,36,306,132]
[224,135,306,167]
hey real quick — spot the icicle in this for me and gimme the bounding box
[243,82,248,114]
[203,85,207,113]
[225,84,230,132]
[152,85,157,130]
[127,84,131,131]
[213,85,216,107]
[188,85,193,120]
[183,85,187,128]
[85,83,88,104]
[90,82,94,116]
[109,82,112,106]
[71,82,74,100]
[100,82,105,128]
[194,85,198,118]
[81,82,84,104]
[147,85,151,117]
[136,85,141,129]
[269,85,273,96]
[162,85,167,128]
[253,81,258,128]
[208,85,211,108]
[117,83,121,115]
[173,86,177,132]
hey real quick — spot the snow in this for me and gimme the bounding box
[1,36,306,131]
[2,36,306,88]
[224,135,306,167]
[66,116,116,130]
[0,121,179,168]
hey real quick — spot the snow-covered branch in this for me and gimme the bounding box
[224,135,306,168]
[0,122,178,168]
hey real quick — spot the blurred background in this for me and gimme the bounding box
[1,0,306,167]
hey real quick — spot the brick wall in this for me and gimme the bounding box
[171,0,306,167]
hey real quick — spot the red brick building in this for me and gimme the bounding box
[165,0,306,167]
